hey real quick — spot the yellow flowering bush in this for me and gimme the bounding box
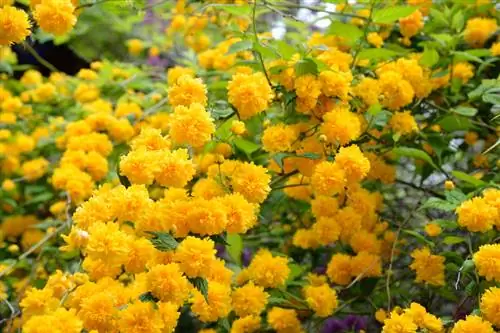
[0,1,498,332]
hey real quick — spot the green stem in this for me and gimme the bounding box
[23,42,58,73]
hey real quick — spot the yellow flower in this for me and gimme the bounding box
[303,283,338,317]
[0,6,31,45]
[21,158,49,181]
[158,302,180,333]
[295,74,322,100]
[227,72,273,120]
[33,0,77,36]
[424,223,442,237]
[167,66,195,85]
[217,193,257,233]
[169,103,215,148]
[378,71,414,110]
[115,101,143,119]
[375,309,387,323]
[191,280,232,322]
[480,287,500,327]
[262,124,298,153]
[452,62,474,84]
[311,161,346,196]
[247,249,290,288]
[267,307,303,333]
[473,244,500,281]
[147,263,191,305]
[230,315,261,333]
[231,120,246,135]
[320,106,361,145]
[409,247,445,286]
[464,17,498,48]
[168,74,207,107]
[118,301,165,333]
[457,197,497,232]
[232,282,269,317]
[74,83,100,103]
[19,287,59,318]
[491,42,500,56]
[2,178,15,191]
[334,144,370,183]
[451,315,495,333]
[399,10,423,39]
[127,38,144,56]
[155,148,196,188]
[326,253,352,285]
[311,217,341,246]
[389,111,419,136]
[174,236,216,278]
[367,32,384,48]
[382,312,417,333]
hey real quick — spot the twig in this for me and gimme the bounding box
[22,42,58,73]
[396,179,445,199]
[252,0,273,88]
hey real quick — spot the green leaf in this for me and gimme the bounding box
[432,219,458,229]
[443,236,466,245]
[327,21,363,45]
[357,48,399,61]
[294,58,318,77]
[273,152,320,170]
[451,171,487,187]
[438,115,473,132]
[146,232,179,251]
[211,234,229,246]
[367,103,382,116]
[234,137,260,157]
[402,230,435,247]
[482,92,500,105]
[452,106,478,117]
[392,147,438,169]
[452,51,484,63]
[139,291,158,303]
[445,189,467,205]
[372,6,418,24]
[227,40,253,54]
[253,42,277,59]
[451,11,464,31]
[420,48,439,67]
[216,4,252,16]
[226,233,243,265]
[190,277,209,302]
[25,192,54,205]
[420,197,458,212]
[287,263,304,282]
[276,40,296,60]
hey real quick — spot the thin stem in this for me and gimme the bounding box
[23,42,58,73]
[252,0,273,88]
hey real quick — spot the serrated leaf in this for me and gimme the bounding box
[438,115,473,132]
[234,137,260,157]
[327,21,363,45]
[227,40,253,54]
[146,231,178,251]
[25,192,54,205]
[226,233,243,265]
[402,230,435,247]
[443,236,466,245]
[420,48,439,67]
[483,92,500,105]
[294,58,318,77]
[451,11,464,31]
[287,263,304,282]
[453,51,484,63]
[276,40,296,60]
[452,171,487,187]
[190,277,209,302]
[432,219,458,229]
[452,106,478,117]
[445,189,467,205]
[372,6,418,24]
[420,197,458,212]
[393,147,438,169]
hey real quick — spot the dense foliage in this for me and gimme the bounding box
[0,0,499,332]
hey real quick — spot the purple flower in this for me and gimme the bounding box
[215,244,226,258]
[322,318,348,333]
[344,315,368,331]
[242,248,253,267]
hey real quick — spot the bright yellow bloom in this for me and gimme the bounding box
[326,253,352,285]
[267,307,303,333]
[168,74,207,107]
[262,124,298,153]
[320,106,361,145]
[456,197,497,232]
[424,223,442,237]
[118,301,164,333]
[464,18,498,48]
[451,315,495,333]
[33,0,77,36]
[21,158,49,181]
[228,72,273,120]
[473,244,500,281]
[169,103,215,148]
[480,287,500,327]
[452,62,474,84]
[232,282,269,317]
[0,6,31,45]
[409,247,445,286]
[191,280,232,322]
[147,263,191,305]
[367,32,384,48]
[334,145,370,183]
[311,161,346,196]
[389,111,419,136]
[230,315,261,333]
[174,236,216,278]
[382,312,417,333]
[247,249,290,288]
[303,283,338,317]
